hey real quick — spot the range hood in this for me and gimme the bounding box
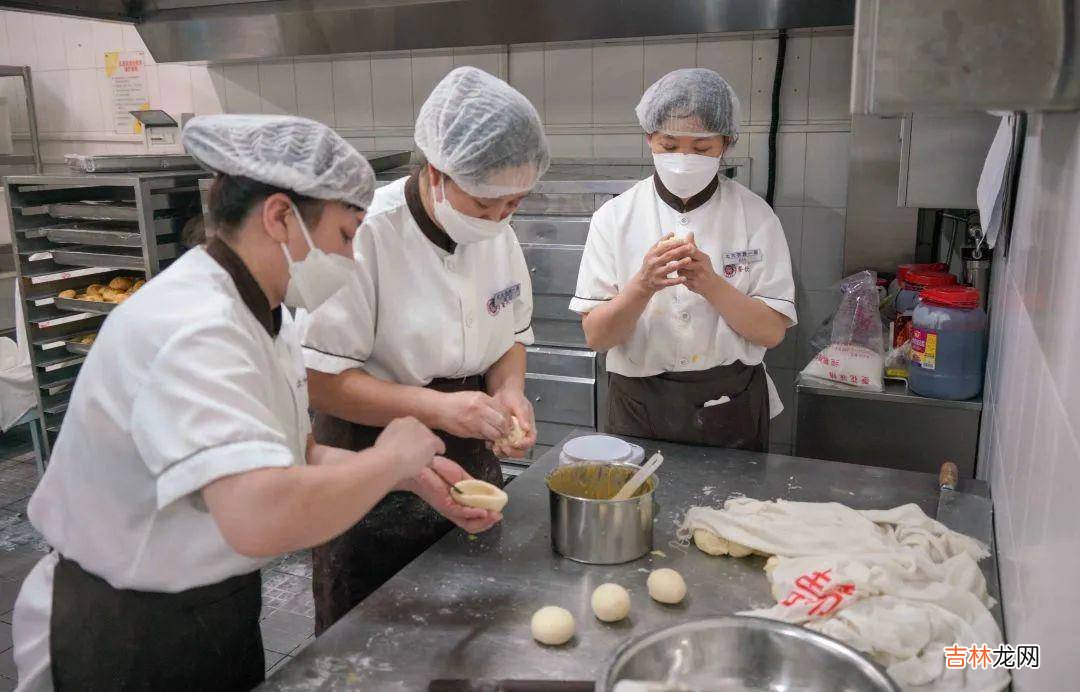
[4,0,855,63]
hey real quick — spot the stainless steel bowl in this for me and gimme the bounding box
[547,462,657,565]
[598,616,899,692]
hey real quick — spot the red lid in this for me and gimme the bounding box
[897,262,949,283]
[920,285,980,309]
[904,270,957,290]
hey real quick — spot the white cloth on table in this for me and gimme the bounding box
[678,498,1007,692]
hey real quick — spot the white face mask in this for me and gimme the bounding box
[433,181,511,245]
[281,202,355,312]
[652,152,721,198]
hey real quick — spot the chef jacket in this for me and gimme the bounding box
[13,240,311,687]
[569,175,797,416]
[301,175,534,384]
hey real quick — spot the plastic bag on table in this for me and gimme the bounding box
[800,271,885,391]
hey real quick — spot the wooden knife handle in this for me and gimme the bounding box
[939,461,959,490]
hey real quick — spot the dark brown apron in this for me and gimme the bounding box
[606,362,770,451]
[311,375,503,635]
[50,555,263,691]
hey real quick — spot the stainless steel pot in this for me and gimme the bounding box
[598,616,900,692]
[546,462,656,564]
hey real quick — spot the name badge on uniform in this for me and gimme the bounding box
[487,283,521,315]
[721,249,764,277]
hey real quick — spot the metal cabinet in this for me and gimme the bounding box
[524,346,596,460]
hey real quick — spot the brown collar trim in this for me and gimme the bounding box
[206,237,281,338]
[653,173,720,213]
[405,172,457,254]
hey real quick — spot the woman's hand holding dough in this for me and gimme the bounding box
[678,241,723,296]
[437,390,510,442]
[405,457,503,534]
[490,388,535,458]
[631,233,695,295]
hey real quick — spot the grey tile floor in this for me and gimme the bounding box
[0,428,315,685]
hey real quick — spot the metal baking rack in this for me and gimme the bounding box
[5,169,211,465]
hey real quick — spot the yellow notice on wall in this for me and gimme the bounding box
[105,51,150,135]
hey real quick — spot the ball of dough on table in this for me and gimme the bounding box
[450,479,508,512]
[692,529,754,558]
[109,277,133,291]
[591,583,631,623]
[647,568,687,604]
[531,606,575,646]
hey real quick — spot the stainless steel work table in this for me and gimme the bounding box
[262,432,999,690]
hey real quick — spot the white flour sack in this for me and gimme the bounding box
[801,343,884,391]
[800,270,886,391]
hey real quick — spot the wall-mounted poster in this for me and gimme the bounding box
[105,51,150,134]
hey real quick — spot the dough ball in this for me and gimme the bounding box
[531,606,575,646]
[693,529,730,556]
[451,479,508,512]
[85,294,104,302]
[100,288,120,302]
[85,284,105,297]
[113,293,130,304]
[495,415,528,450]
[109,277,133,291]
[131,279,146,292]
[591,583,631,623]
[647,568,687,605]
[727,541,754,558]
[58,289,76,299]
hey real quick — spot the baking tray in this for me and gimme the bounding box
[50,244,177,270]
[48,201,140,221]
[54,296,117,315]
[65,340,94,355]
[45,222,143,247]
[66,153,200,173]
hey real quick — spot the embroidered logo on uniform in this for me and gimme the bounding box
[724,264,737,277]
[487,283,521,315]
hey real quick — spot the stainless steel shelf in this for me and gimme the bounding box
[64,340,93,355]
[51,244,177,270]
[795,374,984,411]
[45,224,144,248]
[47,201,140,221]
[54,297,117,315]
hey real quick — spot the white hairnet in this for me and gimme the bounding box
[182,114,375,210]
[415,67,550,198]
[636,68,740,141]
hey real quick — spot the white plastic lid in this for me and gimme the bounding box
[562,435,634,463]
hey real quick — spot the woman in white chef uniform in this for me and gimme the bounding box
[300,67,548,632]
[11,114,498,691]
[571,69,796,451]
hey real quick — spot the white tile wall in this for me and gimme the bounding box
[644,38,696,86]
[544,44,592,124]
[223,63,261,113]
[750,35,810,125]
[294,61,334,125]
[804,131,850,207]
[508,45,545,119]
[594,134,643,158]
[592,41,644,124]
[452,46,506,78]
[696,35,753,122]
[331,57,374,128]
[809,33,853,120]
[258,62,297,116]
[191,66,225,115]
[371,53,413,126]
[800,206,846,290]
[33,13,68,71]
[978,111,1080,689]
[411,50,454,118]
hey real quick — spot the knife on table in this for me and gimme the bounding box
[936,461,994,545]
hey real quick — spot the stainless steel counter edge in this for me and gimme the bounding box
[261,432,1000,690]
[796,376,985,411]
